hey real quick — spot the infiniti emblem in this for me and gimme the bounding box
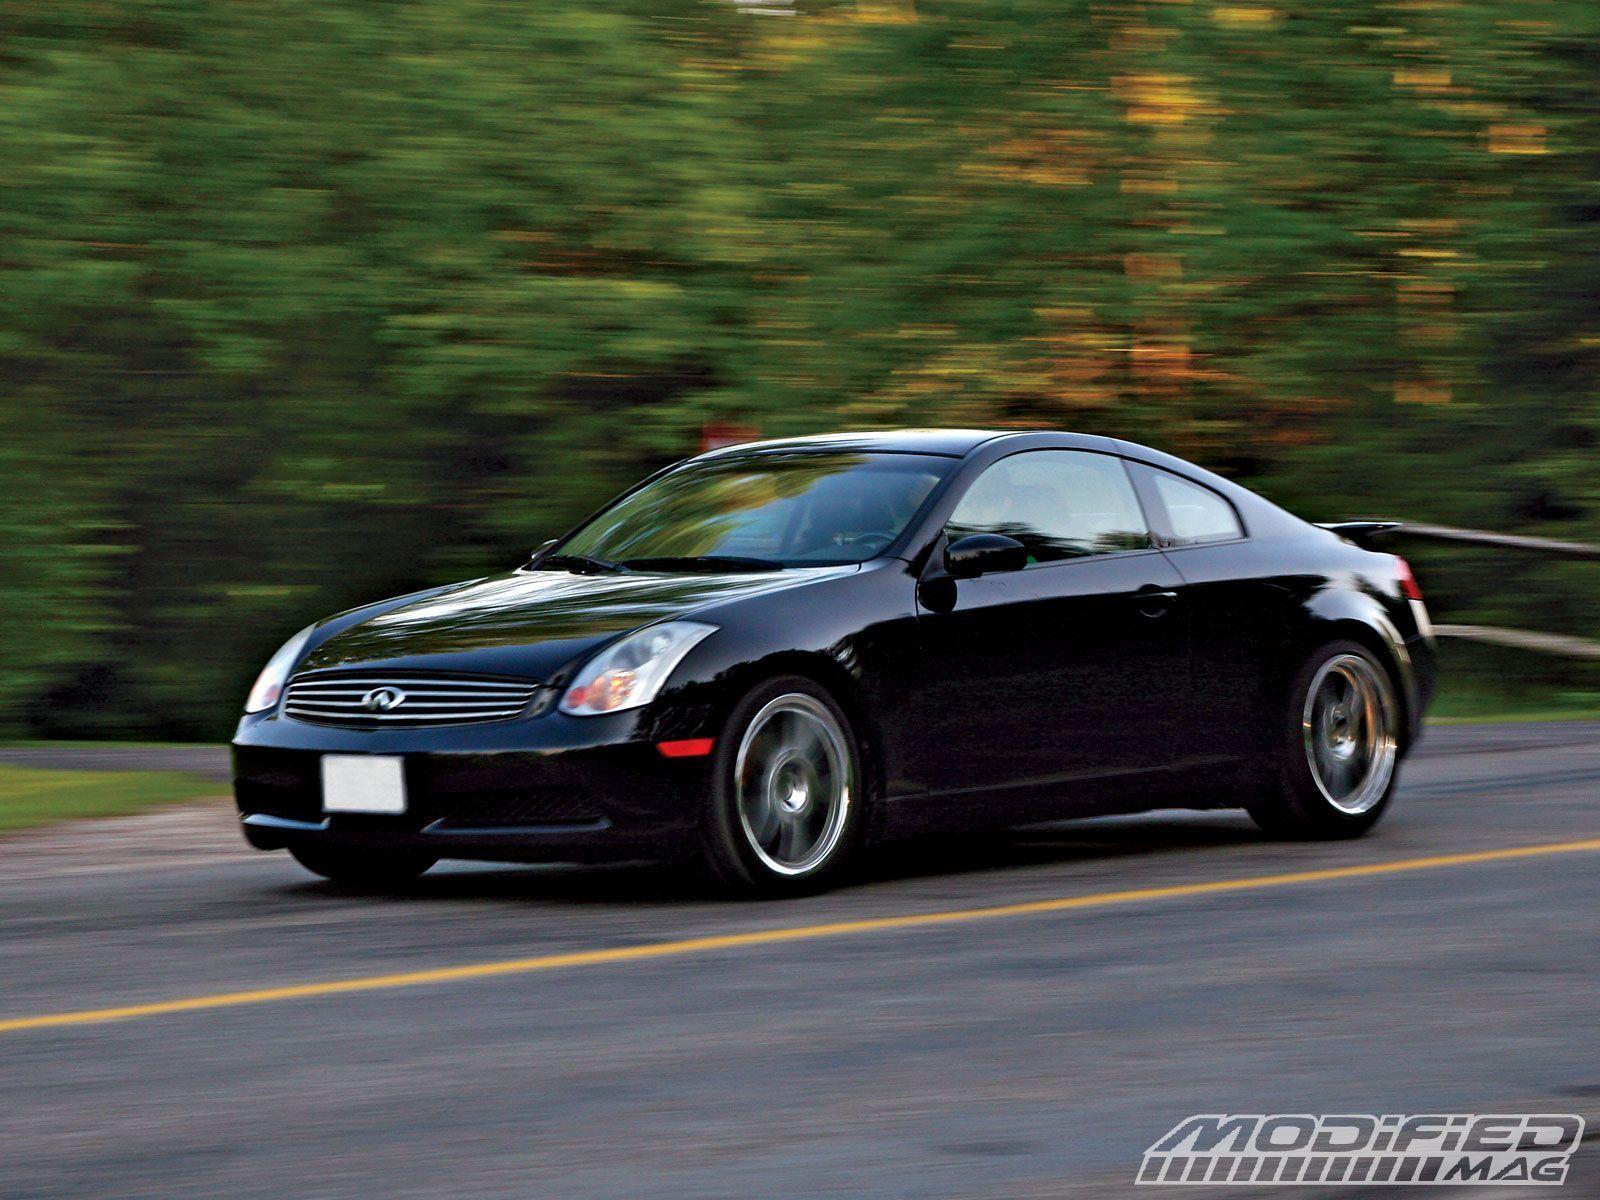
[361,686,407,713]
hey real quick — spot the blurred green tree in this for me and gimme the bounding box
[0,0,1594,737]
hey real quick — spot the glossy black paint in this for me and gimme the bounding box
[233,429,1437,863]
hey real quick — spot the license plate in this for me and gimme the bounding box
[321,755,407,815]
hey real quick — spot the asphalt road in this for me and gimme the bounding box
[2,722,1599,1199]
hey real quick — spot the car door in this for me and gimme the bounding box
[914,449,1190,800]
[1128,462,1280,767]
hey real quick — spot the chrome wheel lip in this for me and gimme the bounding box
[734,693,852,877]
[1302,653,1398,816]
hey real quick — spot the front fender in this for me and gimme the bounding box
[642,561,921,797]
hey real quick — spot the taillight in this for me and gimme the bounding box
[1395,557,1424,602]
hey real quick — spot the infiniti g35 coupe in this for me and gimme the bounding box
[233,429,1436,894]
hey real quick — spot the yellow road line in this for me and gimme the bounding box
[5,836,1599,1036]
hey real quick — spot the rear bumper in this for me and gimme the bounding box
[1401,625,1439,750]
[231,709,713,863]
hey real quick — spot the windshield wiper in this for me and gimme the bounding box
[620,555,784,573]
[538,553,629,575]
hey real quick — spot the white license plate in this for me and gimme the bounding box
[321,755,407,815]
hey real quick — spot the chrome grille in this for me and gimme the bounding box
[283,671,541,727]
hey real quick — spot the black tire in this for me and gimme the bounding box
[698,675,866,896]
[1246,639,1402,839]
[289,844,437,887]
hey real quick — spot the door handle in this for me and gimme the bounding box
[1133,587,1179,616]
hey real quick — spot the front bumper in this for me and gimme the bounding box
[231,708,713,863]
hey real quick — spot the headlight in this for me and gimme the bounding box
[243,625,315,713]
[559,621,716,716]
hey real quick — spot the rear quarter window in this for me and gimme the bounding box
[1149,471,1244,546]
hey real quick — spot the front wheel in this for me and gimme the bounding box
[289,844,436,887]
[699,676,864,895]
[1247,640,1401,839]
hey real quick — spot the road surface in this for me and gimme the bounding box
[2,723,1598,1198]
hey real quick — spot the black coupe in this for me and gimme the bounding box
[233,429,1436,893]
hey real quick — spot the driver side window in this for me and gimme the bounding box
[946,451,1152,563]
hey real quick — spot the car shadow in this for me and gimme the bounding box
[862,809,1266,887]
[277,808,1268,907]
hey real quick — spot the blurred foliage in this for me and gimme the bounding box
[0,0,1595,738]
[1427,638,1600,721]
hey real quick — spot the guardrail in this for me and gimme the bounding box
[1430,624,1600,660]
[1397,523,1600,562]
[1389,523,1600,659]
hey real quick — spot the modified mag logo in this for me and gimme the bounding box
[1139,1114,1585,1187]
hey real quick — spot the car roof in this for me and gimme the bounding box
[694,428,1020,459]
[682,427,1310,541]
[692,427,1249,480]
[694,427,1305,521]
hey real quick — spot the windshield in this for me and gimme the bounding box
[552,451,954,569]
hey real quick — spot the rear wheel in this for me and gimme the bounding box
[1247,640,1400,838]
[700,676,863,895]
[289,844,436,887]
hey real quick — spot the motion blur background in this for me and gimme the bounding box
[2,0,1596,742]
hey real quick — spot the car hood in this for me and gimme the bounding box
[298,566,850,681]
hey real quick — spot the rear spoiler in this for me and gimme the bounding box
[1316,520,1401,548]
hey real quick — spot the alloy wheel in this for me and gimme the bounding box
[734,693,853,876]
[1301,652,1398,815]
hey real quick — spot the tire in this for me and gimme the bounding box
[289,844,437,887]
[1246,639,1402,839]
[698,675,865,896]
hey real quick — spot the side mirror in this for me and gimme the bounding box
[944,533,1028,579]
[525,538,557,567]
